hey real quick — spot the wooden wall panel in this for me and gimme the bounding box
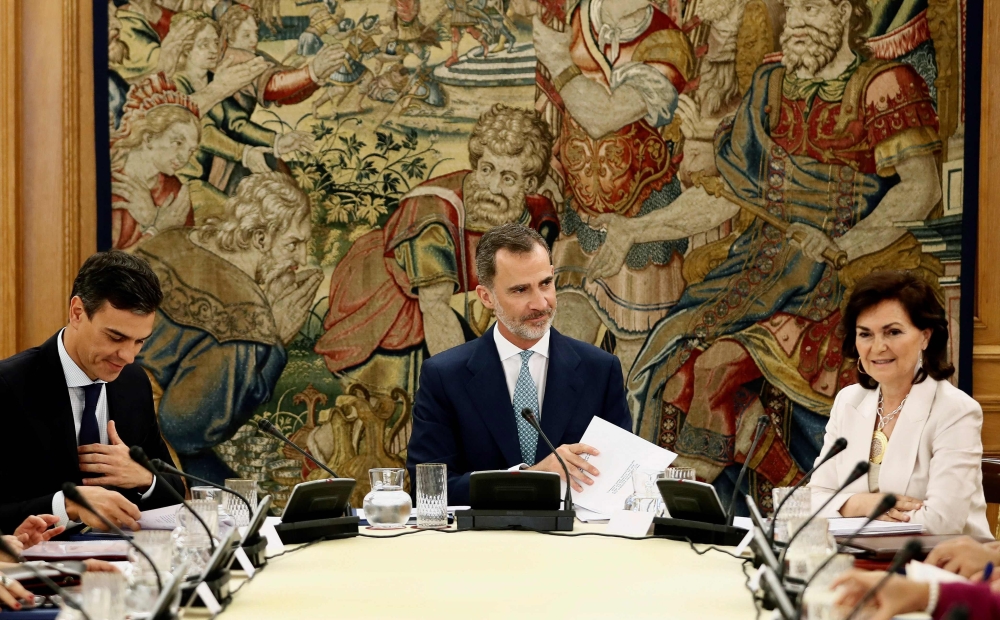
[977,1,1000,453]
[0,0,20,359]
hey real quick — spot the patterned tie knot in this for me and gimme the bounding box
[519,350,533,366]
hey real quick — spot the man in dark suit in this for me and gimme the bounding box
[0,251,184,533]
[407,223,633,505]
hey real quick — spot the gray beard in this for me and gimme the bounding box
[696,0,739,22]
[697,61,740,116]
[493,298,554,342]
[780,25,843,75]
[464,175,526,228]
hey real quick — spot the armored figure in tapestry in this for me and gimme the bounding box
[623,0,946,509]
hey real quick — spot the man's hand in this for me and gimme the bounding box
[840,492,922,522]
[65,487,141,532]
[151,185,192,232]
[243,146,272,173]
[78,421,154,490]
[309,43,347,81]
[13,515,63,549]
[528,443,600,492]
[833,570,929,620]
[271,268,324,344]
[111,172,158,228]
[531,15,573,76]
[925,536,1000,579]
[189,56,270,113]
[786,223,842,264]
[586,213,639,280]
[275,131,315,156]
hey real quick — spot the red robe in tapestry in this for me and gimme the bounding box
[315,171,558,373]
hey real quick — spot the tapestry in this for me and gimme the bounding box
[102,0,975,514]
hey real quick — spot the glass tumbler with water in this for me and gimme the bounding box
[771,486,811,543]
[172,499,219,578]
[784,517,835,580]
[416,463,448,529]
[624,468,666,515]
[125,529,173,614]
[363,468,411,528]
[224,478,258,527]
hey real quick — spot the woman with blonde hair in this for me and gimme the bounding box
[110,73,201,250]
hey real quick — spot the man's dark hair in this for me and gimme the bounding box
[475,223,550,289]
[71,251,163,317]
[842,270,954,389]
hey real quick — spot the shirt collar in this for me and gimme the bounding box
[57,328,105,387]
[493,324,550,362]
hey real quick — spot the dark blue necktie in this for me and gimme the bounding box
[78,383,103,446]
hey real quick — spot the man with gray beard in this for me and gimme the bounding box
[316,105,559,378]
[133,172,323,482]
[406,223,632,505]
[612,0,943,513]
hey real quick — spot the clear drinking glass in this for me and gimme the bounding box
[224,478,259,528]
[190,486,228,522]
[801,554,855,619]
[624,468,666,515]
[172,499,219,578]
[784,517,834,580]
[81,571,127,620]
[772,487,812,543]
[416,463,448,529]
[663,467,696,481]
[126,530,173,614]
[363,468,411,528]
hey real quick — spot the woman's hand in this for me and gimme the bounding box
[13,515,63,549]
[840,493,922,521]
[833,570,929,620]
[0,572,33,611]
[926,537,1000,578]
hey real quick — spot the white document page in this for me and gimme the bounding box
[570,417,677,515]
[827,517,924,537]
[137,504,181,530]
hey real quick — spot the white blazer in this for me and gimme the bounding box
[808,377,990,537]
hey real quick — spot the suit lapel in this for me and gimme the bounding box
[878,379,936,495]
[841,388,878,492]
[464,326,523,466]
[38,335,83,482]
[537,329,584,454]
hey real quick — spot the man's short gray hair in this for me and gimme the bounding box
[475,223,550,289]
[196,172,310,252]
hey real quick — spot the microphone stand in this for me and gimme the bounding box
[726,415,769,527]
[767,437,848,546]
[794,494,897,617]
[0,535,94,620]
[844,539,922,620]
[521,409,573,511]
[778,461,869,579]
[61,483,163,593]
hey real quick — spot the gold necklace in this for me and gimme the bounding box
[870,391,907,465]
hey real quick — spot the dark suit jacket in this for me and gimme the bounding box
[406,326,633,505]
[0,332,185,532]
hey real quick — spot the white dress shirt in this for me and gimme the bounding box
[493,327,550,470]
[52,328,155,524]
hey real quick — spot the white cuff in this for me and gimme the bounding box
[924,581,939,615]
[140,476,158,501]
[273,137,281,159]
[52,491,70,527]
[507,463,529,471]
[241,145,253,168]
[307,61,319,84]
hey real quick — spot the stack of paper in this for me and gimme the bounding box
[828,517,925,537]
[22,541,131,561]
[906,560,969,584]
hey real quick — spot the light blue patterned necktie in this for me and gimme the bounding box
[512,350,540,465]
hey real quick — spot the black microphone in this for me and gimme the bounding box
[151,459,253,518]
[726,415,770,527]
[0,534,94,620]
[768,437,848,545]
[795,494,897,617]
[129,446,216,553]
[62,482,163,593]
[778,461,869,577]
[844,539,922,620]
[257,419,342,479]
[520,408,573,512]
